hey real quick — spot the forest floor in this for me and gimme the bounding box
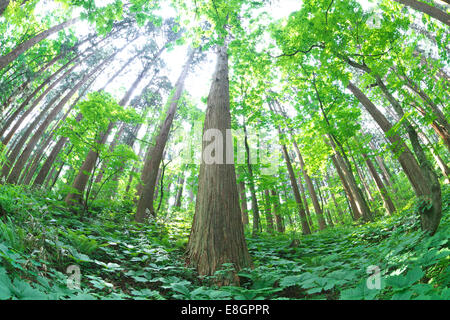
[0,184,449,300]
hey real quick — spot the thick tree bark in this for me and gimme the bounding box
[363,153,397,215]
[348,81,442,234]
[393,0,450,26]
[0,18,79,71]
[186,45,252,285]
[135,50,194,221]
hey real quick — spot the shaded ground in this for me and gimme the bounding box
[0,184,449,300]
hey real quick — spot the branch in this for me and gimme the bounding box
[271,43,325,58]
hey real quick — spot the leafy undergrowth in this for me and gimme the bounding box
[0,184,449,300]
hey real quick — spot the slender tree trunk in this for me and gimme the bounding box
[1,50,67,115]
[369,141,396,190]
[297,173,314,229]
[327,137,372,221]
[0,56,80,145]
[186,45,252,285]
[263,189,274,233]
[280,143,311,235]
[236,172,249,225]
[23,82,90,185]
[6,54,108,184]
[292,139,327,230]
[271,189,284,233]
[330,154,359,221]
[0,18,79,71]
[243,121,261,236]
[174,172,185,208]
[1,89,65,179]
[375,77,442,230]
[348,81,442,234]
[393,0,450,26]
[363,153,396,215]
[417,130,450,184]
[135,49,195,221]
[65,50,145,206]
[352,154,375,203]
[33,135,69,187]
[325,171,344,223]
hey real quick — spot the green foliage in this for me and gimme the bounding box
[0,184,448,300]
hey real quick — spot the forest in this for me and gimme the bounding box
[0,0,448,302]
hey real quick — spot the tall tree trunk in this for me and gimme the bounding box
[186,45,252,285]
[330,154,359,221]
[0,18,79,71]
[33,135,69,187]
[292,139,327,230]
[0,33,109,142]
[352,154,375,203]
[1,90,64,179]
[369,141,396,190]
[375,76,442,229]
[362,153,396,215]
[1,49,67,115]
[174,172,185,208]
[393,0,450,26]
[271,189,284,233]
[65,52,146,206]
[6,54,108,184]
[327,137,372,221]
[348,81,442,234]
[417,131,450,183]
[325,171,344,223]
[0,56,80,145]
[135,49,195,221]
[263,189,274,233]
[236,172,249,225]
[243,121,261,236]
[22,82,91,185]
[280,143,311,235]
[297,173,314,229]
